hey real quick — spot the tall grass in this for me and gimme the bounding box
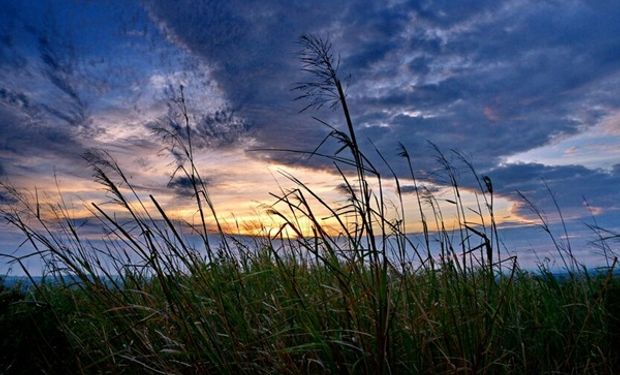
[1,34,619,374]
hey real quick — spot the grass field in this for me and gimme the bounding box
[1,35,619,374]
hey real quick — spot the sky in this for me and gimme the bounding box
[0,0,619,273]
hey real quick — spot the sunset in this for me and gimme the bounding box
[1,1,619,373]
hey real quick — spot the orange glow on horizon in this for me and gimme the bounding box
[3,144,529,240]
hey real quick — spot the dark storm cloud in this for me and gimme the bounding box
[0,192,16,204]
[167,175,198,196]
[166,175,217,198]
[0,4,94,180]
[146,1,620,172]
[399,184,441,195]
[0,161,17,205]
[488,162,620,221]
[0,82,90,180]
[334,182,359,196]
[144,0,345,158]
[37,35,88,127]
[349,1,620,172]
[0,105,83,156]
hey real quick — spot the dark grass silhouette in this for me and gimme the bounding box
[1,34,619,374]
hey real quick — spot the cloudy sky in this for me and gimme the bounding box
[1,0,619,272]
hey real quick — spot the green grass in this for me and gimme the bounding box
[1,34,619,374]
[1,256,619,373]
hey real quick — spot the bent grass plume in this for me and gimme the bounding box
[0,34,619,374]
